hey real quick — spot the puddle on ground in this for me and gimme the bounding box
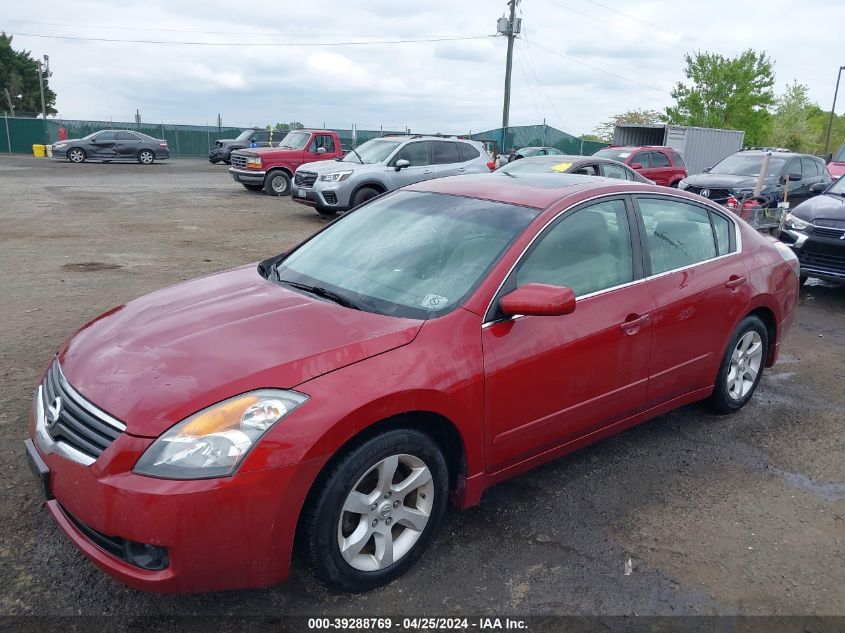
[768,467,845,502]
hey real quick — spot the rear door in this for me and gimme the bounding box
[794,157,824,205]
[456,142,486,173]
[629,151,652,180]
[430,141,464,177]
[114,131,141,159]
[634,195,749,407]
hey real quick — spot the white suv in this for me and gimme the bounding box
[291,135,492,216]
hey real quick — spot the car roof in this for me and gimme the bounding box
[601,145,672,151]
[380,135,476,142]
[733,149,812,159]
[406,173,648,209]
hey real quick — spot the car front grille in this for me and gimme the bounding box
[42,362,125,461]
[810,224,845,239]
[294,171,317,187]
[799,240,845,275]
[685,186,733,202]
[230,154,248,169]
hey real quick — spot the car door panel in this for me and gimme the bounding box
[482,197,652,471]
[634,196,750,406]
[388,142,433,188]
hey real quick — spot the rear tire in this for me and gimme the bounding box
[138,149,155,165]
[264,170,291,196]
[799,273,809,286]
[351,186,380,208]
[709,315,768,414]
[67,148,86,163]
[300,428,448,592]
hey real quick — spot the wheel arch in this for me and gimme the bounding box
[267,165,294,179]
[745,305,778,366]
[350,180,388,201]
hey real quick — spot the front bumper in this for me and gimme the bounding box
[229,167,266,186]
[26,398,323,593]
[780,228,845,282]
[208,148,229,162]
[291,183,348,212]
[51,147,69,159]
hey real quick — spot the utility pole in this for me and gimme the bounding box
[498,0,521,152]
[823,65,845,157]
[36,55,48,118]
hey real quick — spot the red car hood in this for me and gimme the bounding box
[58,265,422,437]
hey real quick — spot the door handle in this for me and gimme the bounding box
[423,169,433,174]
[619,313,651,334]
[725,275,747,289]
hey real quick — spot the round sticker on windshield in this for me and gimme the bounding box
[421,294,448,309]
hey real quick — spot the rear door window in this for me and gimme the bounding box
[431,141,462,164]
[571,163,599,176]
[601,163,629,180]
[458,143,481,161]
[650,151,671,167]
[668,149,686,167]
[115,132,139,141]
[637,197,719,274]
[801,157,819,177]
[632,152,651,168]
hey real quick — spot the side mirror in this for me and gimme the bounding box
[787,172,802,182]
[810,182,828,194]
[630,162,643,170]
[316,147,327,154]
[824,153,833,165]
[702,167,711,173]
[499,283,576,317]
[395,159,410,171]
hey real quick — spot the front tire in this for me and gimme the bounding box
[67,148,86,163]
[351,186,380,208]
[300,428,448,592]
[264,170,291,196]
[138,149,155,165]
[709,315,768,414]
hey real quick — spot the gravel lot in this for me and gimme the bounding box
[1,156,843,617]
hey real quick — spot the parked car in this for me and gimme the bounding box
[25,173,798,594]
[678,150,831,208]
[229,130,344,196]
[779,175,845,284]
[826,142,845,179]
[208,128,279,164]
[291,135,491,216]
[514,146,564,158]
[52,130,169,164]
[496,154,653,183]
[592,145,688,186]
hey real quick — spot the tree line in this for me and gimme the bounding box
[587,49,844,156]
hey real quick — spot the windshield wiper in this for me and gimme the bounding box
[278,279,361,310]
[348,146,365,164]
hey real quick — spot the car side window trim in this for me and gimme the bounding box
[630,194,742,279]
[482,194,643,324]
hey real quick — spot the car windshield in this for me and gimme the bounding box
[518,148,539,157]
[273,191,541,319]
[279,131,310,149]
[342,139,401,164]
[710,155,786,177]
[835,144,845,162]
[593,148,633,162]
[498,157,574,174]
[826,177,845,195]
[236,130,254,141]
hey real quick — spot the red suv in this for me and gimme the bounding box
[593,146,688,187]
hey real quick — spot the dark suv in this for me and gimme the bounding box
[209,128,279,164]
[679,150,831,208]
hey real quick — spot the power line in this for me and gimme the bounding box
[2,18,473,39]
[6,32,495,47]
[542,0,688,53]
[581,0,702,45]
[513,44,547,122]
[521,38,673,95]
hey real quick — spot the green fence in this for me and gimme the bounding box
[0,115,603,158]
[471,123,607,155]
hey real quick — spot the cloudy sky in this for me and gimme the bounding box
[3,0,841,136]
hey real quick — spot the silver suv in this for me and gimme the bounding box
[291,135,491,216]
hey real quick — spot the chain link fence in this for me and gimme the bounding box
[1,114,604,158]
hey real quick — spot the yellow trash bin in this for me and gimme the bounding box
[32,144,46,158]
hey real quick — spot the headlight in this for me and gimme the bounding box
[677,180,688,190]
[133,390,307,479]
[784,213,809,231]
[54,143,67,149]
[246,156,262,169]
[319,170,354,182]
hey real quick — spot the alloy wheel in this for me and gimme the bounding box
[726,331,763,400]
[337,453,434,572]
[139,151,154,164]
[271,174,289,194]
[69,149,84,163]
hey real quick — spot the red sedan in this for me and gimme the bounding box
[25,174,799,593]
